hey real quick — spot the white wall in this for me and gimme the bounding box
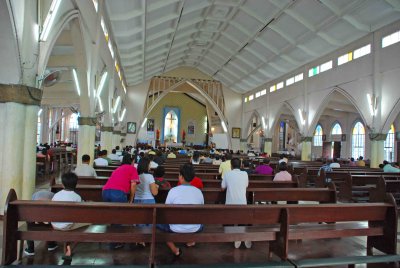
[243,19,400,161]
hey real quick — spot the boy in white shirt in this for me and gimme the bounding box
[52,172,89,259]
[74,154,97,177]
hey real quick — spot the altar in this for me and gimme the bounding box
[165,142,183,148]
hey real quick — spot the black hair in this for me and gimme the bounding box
[263,158,270,164]
[154,166,165,178]
[116,146,120,150]
[383,160,389,165]
[192,151,200,162]
[62,172,78,190]
[242,160,251,168]
[121,154,133,165]
[350,157,355,161]
[137,157,151,174]
[358,156,364,160]
[225,154,232,160]
[112,149,116,154]
[279,162,288,171]
[179,163,195,182]
[231,158,241,169]
[82,154,90,162]
[279,154,284,159]
[102,150,108,155]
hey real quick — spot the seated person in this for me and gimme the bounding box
[348,157,356,166]
[149,154,159,169]
[212,155,222,166]
[157,164,204,256]
[318,159,332,176]
[329,158,341,168]
[273,162,292,181]
[254,158,274,175]
[74,154,97,177]
[102,150,112,165]
[383,160,400,172]
[278,154,288,164]
[52,172,89,259]
[94,150,108,166]
[167,150,177,158]
[202,154,213,164]
[241,160,255,174]
[153,166,171,190]
[356,156,366,167]
[24,190,57,256]
[107,149,120,161]
[191,151,201,165]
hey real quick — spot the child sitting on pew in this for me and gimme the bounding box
[153,166,171,190]
[51,172,90,259]
[24,190,58,256]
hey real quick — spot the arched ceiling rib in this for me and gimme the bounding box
[105,0,400,93]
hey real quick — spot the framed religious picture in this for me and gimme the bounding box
[147,119,155,132]
[187,120,195,135]
[232,127,241,139]
[127,122,136,134]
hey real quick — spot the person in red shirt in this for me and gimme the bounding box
[177,164,203,189]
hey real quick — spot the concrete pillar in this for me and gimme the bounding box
[240,139,247,152]
[264,138,272,155]
[120,132,127,147]
[300,137,313,161]
[112,131,122,149]
[77,117,96,165]
[0,84,42,214]
[100,126,113,152]
[369,133,387,168]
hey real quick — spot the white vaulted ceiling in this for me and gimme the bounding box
[105,0,400,93]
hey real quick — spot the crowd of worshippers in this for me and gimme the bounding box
[28,148,294,259]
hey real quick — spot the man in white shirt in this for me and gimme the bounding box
[221,158,251,249]
[329,158,341,168]
[94,151,108,166]
[157,164,204,257]
[74,154,97,177]
[107,149,120,161]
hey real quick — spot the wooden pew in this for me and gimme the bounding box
[3,189,399,267]
[1,189,156,266]
[251,183,337,204]
[274,194,399,266]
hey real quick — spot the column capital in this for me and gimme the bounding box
[78,117,97,126]
[368,133,387,141]
[264,138,273,142]
[113,131,122,135]
[120,133,127,137]
[300,136,313,142]
[101,126,113,132]
[0,84,42,106]
[240,139,247,142]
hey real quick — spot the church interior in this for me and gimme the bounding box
[1,0,400,266]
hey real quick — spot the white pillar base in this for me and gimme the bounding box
[0,103,38,214]
[301,137,312,161]
[78,125,96,166]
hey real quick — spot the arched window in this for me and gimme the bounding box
[352,121,365,159]
[37,115,41,144]
[69,113,79,130]
[313,124,323,146]
[384,124,395,162]
[331,123,342,135]
[164,110,178,143]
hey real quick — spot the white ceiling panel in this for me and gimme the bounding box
[104,0,400,93]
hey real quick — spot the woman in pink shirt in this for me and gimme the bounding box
[102,154,140,203]
[273,162,292,182]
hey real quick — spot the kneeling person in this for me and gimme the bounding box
[157,163,204,256]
